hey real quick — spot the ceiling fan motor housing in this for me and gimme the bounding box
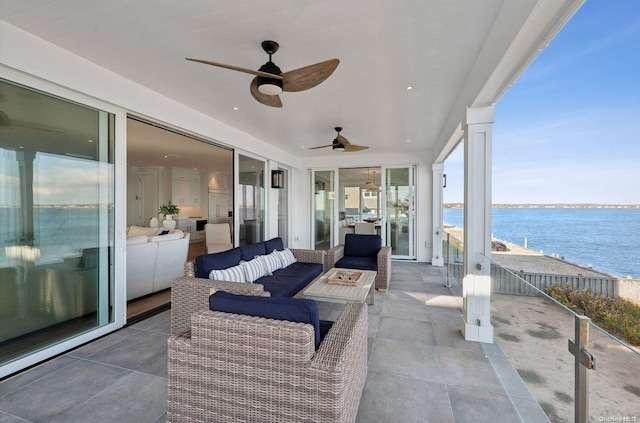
[257,61,283,95]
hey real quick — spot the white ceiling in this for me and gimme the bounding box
[0,0,583,161]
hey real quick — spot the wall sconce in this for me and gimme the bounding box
[271,169,284,189]
[442,174,447,188]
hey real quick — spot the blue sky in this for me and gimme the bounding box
[444,0,640,204]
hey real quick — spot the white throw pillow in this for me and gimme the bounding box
[259,250,282,274]
[240,257,267,283]
[277,248,297,268]
[209,265,246,283]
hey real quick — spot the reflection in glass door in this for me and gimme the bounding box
[0,79,115,371]
[313,170,335,250]
[385,166,415,258]
[237,154,265,245]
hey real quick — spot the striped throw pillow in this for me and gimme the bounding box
[240,257,267,283]
[277,248,297,268]
[209,264,246,283]
[259,250,283,274]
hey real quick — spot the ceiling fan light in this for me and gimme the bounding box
[257,78,283,95]
[333,143,345,151]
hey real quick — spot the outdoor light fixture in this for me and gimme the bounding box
[360,168,380,192]
[271,169,285,189]
[443,174,447,188]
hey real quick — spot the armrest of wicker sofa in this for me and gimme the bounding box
[325,244,345,270]
[170,276,268,336]
[167,301,368,423]
[376,246,392,291]
[290,248,326,272]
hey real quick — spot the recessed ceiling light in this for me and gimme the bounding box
[406,139,411,143]
[233,106,239,110]
[406,86,413,90]
[87,139,93,143]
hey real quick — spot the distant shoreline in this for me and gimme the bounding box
[444,203,640,209]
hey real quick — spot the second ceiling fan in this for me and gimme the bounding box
[186,40,339,108]
[309,127,369,152]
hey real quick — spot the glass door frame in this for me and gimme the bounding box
[0,70,127,378]
[310,168,339,249]
[382,164,416,259]
[235,151,268,245]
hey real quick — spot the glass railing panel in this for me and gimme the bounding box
[444,230,464,286]
[587,322,640,420]
[488,258,577,421]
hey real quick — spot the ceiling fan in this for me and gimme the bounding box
[186,40,339,108]
[309,127,369,152]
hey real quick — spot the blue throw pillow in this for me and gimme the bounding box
[195,248,242,278]
[344,234,382,258]
[209,291,323,347]
[238,242,267,261]
[264,237,284,252]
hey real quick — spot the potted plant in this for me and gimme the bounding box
[159,201,180,217]
[159,202,180,229]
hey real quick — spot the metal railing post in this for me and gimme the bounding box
[568,315,596,423]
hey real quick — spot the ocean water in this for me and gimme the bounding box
[0,207,111,266]
[444,207,640,278]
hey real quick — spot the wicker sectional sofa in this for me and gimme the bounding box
[171,239,326,335]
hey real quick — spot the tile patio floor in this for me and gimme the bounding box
[0,262,549,422]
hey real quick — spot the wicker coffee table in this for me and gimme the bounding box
[303,267,376,305]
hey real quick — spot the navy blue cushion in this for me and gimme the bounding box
[195,248,242,278]
[336,256,378,272]
[239,242,266,261]
[209,291,324,347]
[344,234,381,258]
[256,262,323,298]
[264,237,284,253]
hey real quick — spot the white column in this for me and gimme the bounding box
[461,106,494,343]
[431,162,444,266]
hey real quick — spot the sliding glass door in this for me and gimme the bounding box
[0,79,115,369]
[237,154,265,245]
[385,166,416,259]
[312,170,335,250]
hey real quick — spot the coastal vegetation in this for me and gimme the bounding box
[546,285,640,346]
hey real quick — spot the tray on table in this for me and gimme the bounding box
[327,270,364,286]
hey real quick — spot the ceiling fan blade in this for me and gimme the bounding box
[337,134,352,146]
[308,144,334,150]
[250,78,283,108]
[281,59,339,92]
[186,58,283,80]
[344,145,369,152]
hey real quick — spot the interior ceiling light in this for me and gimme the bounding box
[360,168,380,192]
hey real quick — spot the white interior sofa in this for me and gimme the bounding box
[126,226,190,301]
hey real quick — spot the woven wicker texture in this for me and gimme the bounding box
[167,302,367,423]
[326,245,391,291]
[289,248,327,272]
[171,277,268,336]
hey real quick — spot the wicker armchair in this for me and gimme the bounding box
[167,301,368,423]
[326,235,392,291]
